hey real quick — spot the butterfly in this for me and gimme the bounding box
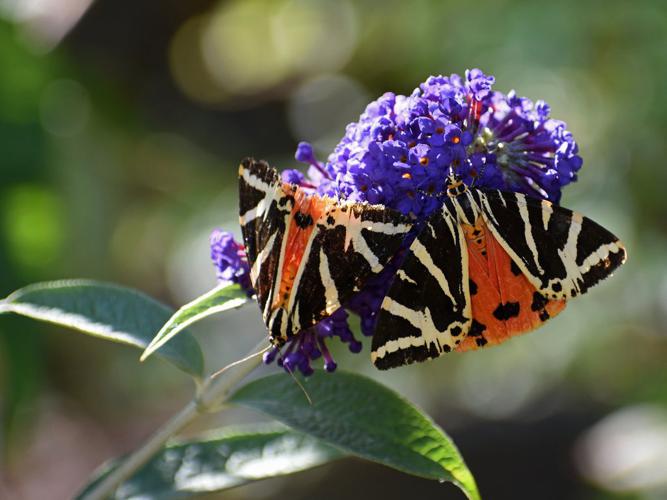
[239,158,626,369]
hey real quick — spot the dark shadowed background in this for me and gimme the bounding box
[1,1,666,499]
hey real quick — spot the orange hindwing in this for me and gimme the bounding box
[457,218,566,352]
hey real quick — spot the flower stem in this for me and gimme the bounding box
[81,339,267,500]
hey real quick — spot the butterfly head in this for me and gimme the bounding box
[446,173,468,197]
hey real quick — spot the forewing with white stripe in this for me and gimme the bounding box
[239,158,414,344]
[239,159,293,325]
[372,204,472,369]
[286,203,414,336]
[478,189,626,300]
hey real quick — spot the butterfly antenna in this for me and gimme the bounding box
[469,162,488,189]
[210,343,271,380]
[417,187,448,199]
[287,367,313,405]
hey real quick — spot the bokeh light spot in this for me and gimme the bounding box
[576,405,667,493]
[273,0,357,74]
[201,0,286,96]
[194,0,358,98]
[2,184,65,272]
[168,15,230,105]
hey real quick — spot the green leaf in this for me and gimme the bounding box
[229,370,480,500]
[141,283,248,362]
[0,280,204,378]
[77,425,345,499]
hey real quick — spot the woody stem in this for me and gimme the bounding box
[82,339,267,500]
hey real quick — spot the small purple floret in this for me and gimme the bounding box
[209,230,252,294]
[295,141,331,181]
[282,169,305,185]
[465,68,495,100]
[295,141,316,164]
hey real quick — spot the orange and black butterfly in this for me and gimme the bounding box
[239,158,626,369]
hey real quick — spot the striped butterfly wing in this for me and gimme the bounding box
[372,186,626,369]
[239,158,414,344]
[371,204,472,369]
[454,188,627,352]
[288,203,413,335]
[239,159,289,328]
[478,189,627,301]
[453,207,567,353]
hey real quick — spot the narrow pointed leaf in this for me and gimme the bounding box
[76,425,345,499]
[141,283,248,362]
[229,370,480,500]
[0,280,204,378]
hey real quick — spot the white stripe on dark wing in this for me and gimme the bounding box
[396,269,417,285]
[541,199,553,231]
[411,238,458,307]
[251,231,276,285]
[318,247,339,315]
[517,194,546,275]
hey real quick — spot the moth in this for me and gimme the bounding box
[239,158,626,369]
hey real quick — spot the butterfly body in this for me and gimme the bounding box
[239,159,626,369]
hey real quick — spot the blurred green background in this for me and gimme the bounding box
[1,0,666,499]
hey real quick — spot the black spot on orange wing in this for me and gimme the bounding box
[476,337,488,347]
[530,291,549,312]
[510,260,522,276]
[492,302,521,320]
[294,211,313,229]
[469,279,478,295]
[469,319,487,336]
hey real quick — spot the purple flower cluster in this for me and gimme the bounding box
[263,309,363,375]
[210,229,252,293]
[217,70,583,375]
[296,69,581,214]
